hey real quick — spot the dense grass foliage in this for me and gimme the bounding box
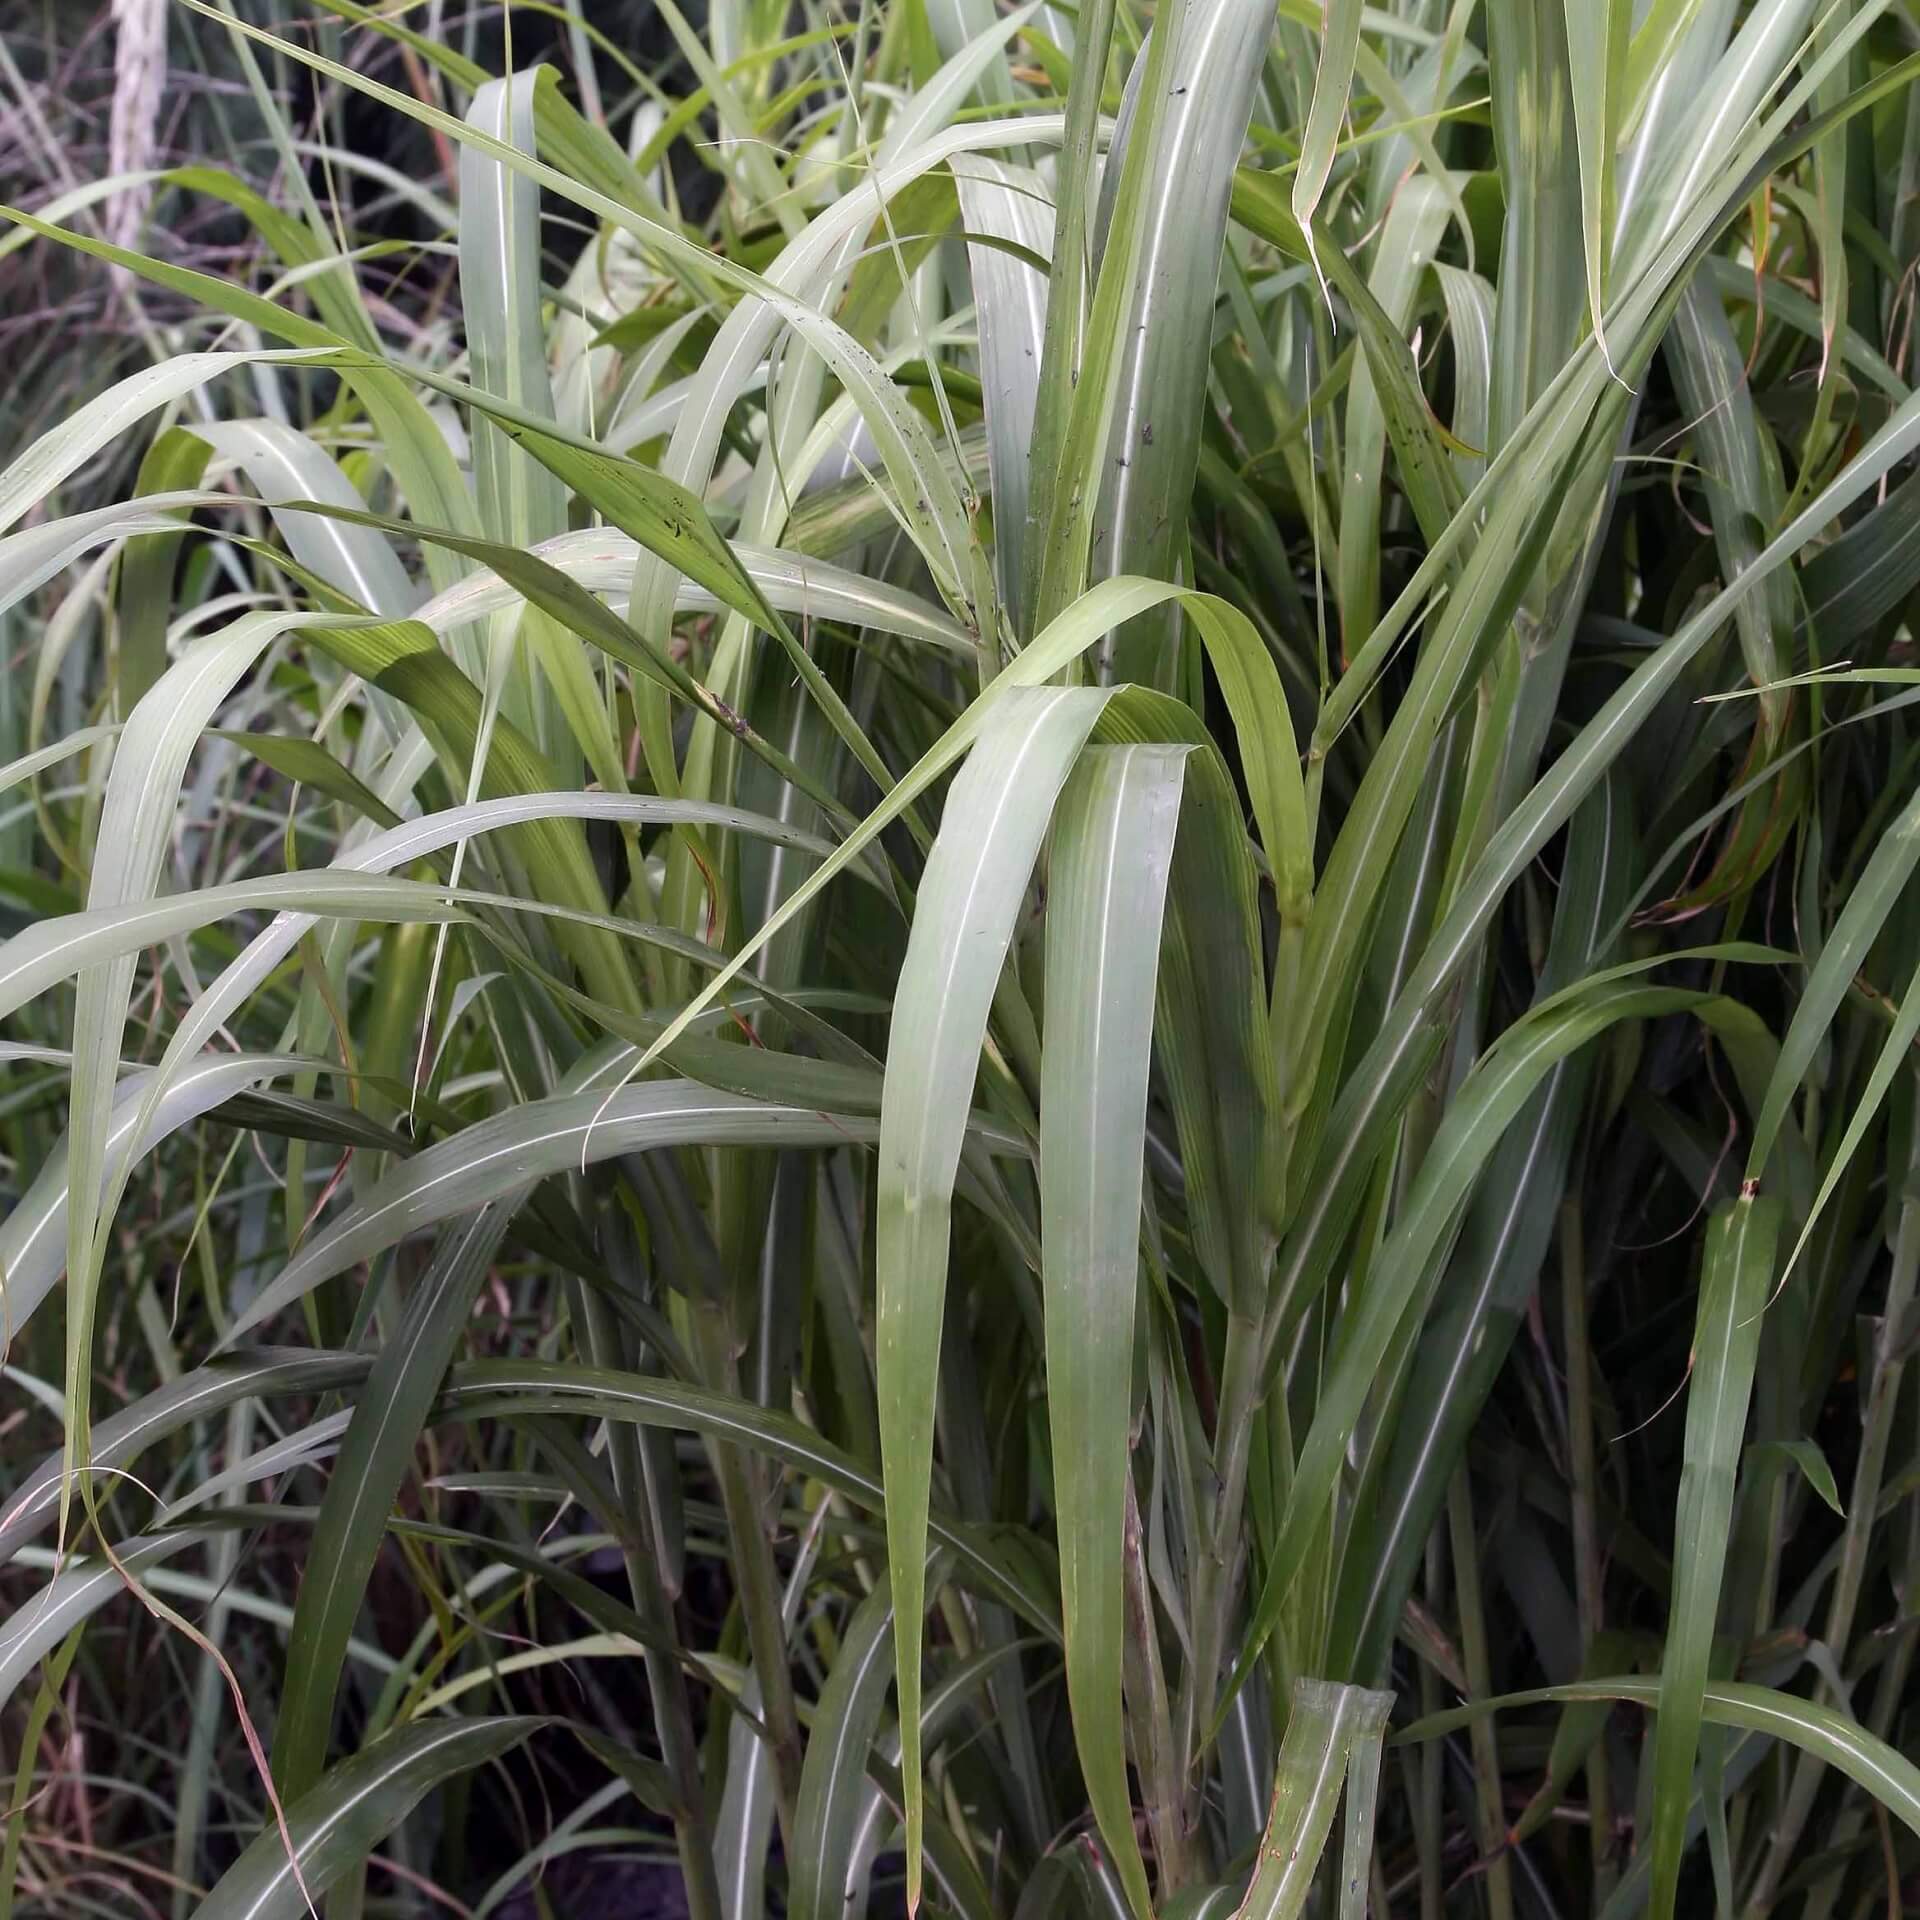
[5,0,1920,1914]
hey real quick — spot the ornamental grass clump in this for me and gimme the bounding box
[3,2,1920,1916]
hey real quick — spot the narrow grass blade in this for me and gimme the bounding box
[1091,0,1275,687]
[879,684,1106,1907]
[954,158,1053,633]
[437,1364,1058,1638]
[1330,774,1634,1683]
[1563,0,1630,369]
[1275,385,1920,1424]
[635,577,1301,1081]
[0,1533,215,1707]
[192,419,420,615]
[0,1351,371,1569]
[198,1719,544,1920]
[1042,744,1187,1919]
[1335,178,1452,650]
[271,1203,515,1801]
[1293,0,1363,247]
[1747,782,1920,1179]
[1433,263,1495,488]
[0,349,323,536]
[1231,1681,1393,1920]
[227,1083,889,1342]
[414,525,972,652]
[1664,284,1792,708]
[461,73,567,550]
[59,610,382,1537]
[1482,0,1582,450]
[1233,984,1710,1708]
[787,1577,896,1920]
[1399,1676,1920,1841]
[1648,1192,1779,1917]
[1028,5,1190,632]
[0,1053,341,1341]
[116,426,211,706]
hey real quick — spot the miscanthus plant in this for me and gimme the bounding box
[5,0,1920,1913]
